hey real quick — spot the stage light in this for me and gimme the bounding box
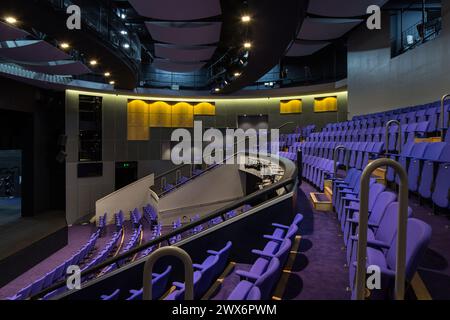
[60,42,70,49]
[241,15,251,23]
[214,88,220,92]
[109,81,115,85]
[121,14,126,19]
[123,43,130,49]
[104,72,111,77]
[244,42,252,49]
[234,72,241,77]
[89,60,98,66]
[120,30,128,35]
[5,16,17,24]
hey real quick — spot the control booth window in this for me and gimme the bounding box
[390,0,442,58]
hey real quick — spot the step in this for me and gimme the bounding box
[324,186,333,198]
[415,137,442,143]
[310,192,333,212]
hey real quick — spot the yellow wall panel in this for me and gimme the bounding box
[172,113,194,128]
[128,100,148,113]
[194,102,216,115]
[149,101,172,114]
[314,97,338,112]
[172,102,194,115]
[128,126,149,141]
[280,99,302,114]
[128,112,149,127]
[149,113,172,127]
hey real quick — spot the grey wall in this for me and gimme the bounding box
[347,2,450,117]
[65,89,348,223]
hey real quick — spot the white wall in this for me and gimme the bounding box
[95,174,154,224]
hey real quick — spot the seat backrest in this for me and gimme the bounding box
[274,239,292,267]
[152,265,172,300]
[368,191,397,225]
[254,258,281,300]
[386,218,432,281]
[375,202,413,246]
[246,287,261,300]
[368,183,386,211]
[422,142,446,161]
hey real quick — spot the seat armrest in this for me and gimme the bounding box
[207,250,219,255]
[235,270,259,282]
[263,235,283,243]
[271,223,289,230]
[367,239,390,249]
[251,249,275,260]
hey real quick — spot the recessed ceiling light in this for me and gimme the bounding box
[104,72,111,77]
[123,43,130,49]
[241,15,251,23]
[89,60,98,66]
[234,72,241,77]
[214,88,220,92]
[60,42,70,49]
[120,30,128,35]
[244,42,252,49]
[109,81,115,85]
[121,14,126,19]
[5,16,17,24]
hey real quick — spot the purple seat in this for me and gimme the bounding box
[419,143,450,199]
[432,161,450,209]
[228,257,281,300]
[101,289,121,300]
[165,271,202,300]
[127,265,172,300]
[350,218,431,299]
[344,191,397,251]
[409,142,446,192]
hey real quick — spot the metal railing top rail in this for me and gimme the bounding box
[441,93,450,138]
[385,120,402,154]
[354,158,409,300]
[142,247,193,300]
[30,174,296,300]
[333,145,347,177]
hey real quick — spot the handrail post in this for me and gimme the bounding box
[333,145,347,177]
[355,158,409,300]
[385,120,402,154]
[441,93,450,138]
[175,170,181,184]
[142,247,194,300]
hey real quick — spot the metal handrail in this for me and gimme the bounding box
[30,175,296,300]
[333,145,347,176]
[385,120,402,154]
[355,158,409,300]
[143,247,193,300]
[441,94,450,138]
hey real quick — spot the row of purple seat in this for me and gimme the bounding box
[307,121,430,147]
[352,100,450,132]
[227,214,303,300]
[331,173,432,299]
[101,242,233,300]
[8,229,101,300]
[385,142,450,209]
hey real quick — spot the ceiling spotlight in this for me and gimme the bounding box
[214,88,220,92]
[109,81,115,85]
[89,60,98,66]
[244,42,252,49]
[104,72,111,77]
[121,14,126,19]
[120,30,128,35]
[123,43,130,49]
[234,72,241,77]
[5,16,17,24]
[241,15,251,23]
[60,42,70,49]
